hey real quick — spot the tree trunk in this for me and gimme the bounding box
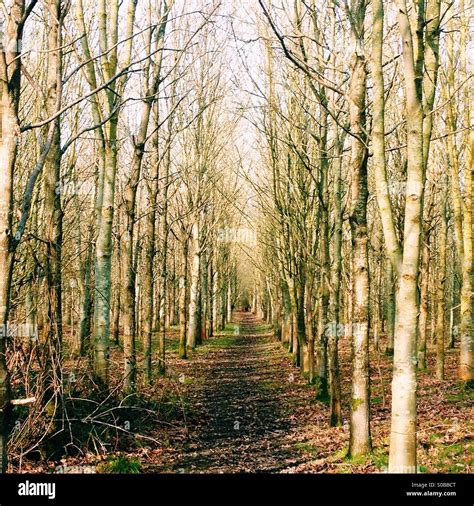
[179,237,189,359]
[328,139,343,427]
[436,185,447,380]
[187,221,201,350]
[389,0,427,472]
[417,240,430,370]
[459,129,473,386]
[348,26,371,457]
[93,136,117,385]
[0,0,29,472]
[43,0,63,405]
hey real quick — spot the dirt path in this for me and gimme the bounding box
[146,311,321,473]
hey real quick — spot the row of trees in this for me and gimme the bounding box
[0,0,244,472]
[250,0,472,473]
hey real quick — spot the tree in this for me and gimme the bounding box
[346,0,372,458]
[75,0,138,386]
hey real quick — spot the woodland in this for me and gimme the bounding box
[0,0,472,475]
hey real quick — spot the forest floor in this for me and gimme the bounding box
[143,311,318,473]
[15,312,473,474]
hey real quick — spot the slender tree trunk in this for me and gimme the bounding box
[157,151,171,375]
[122,145,144,391]
[212,269,219,334]
[179,236,189,359]
[389,0,427,472]
[314,193,329,396]
[227,282,232,324]
[43,0,63,404]
[348,19,371,457]
[418,240,430,370]
[187,221,201,350]
[385,260,395,355]
[93,133,118,385]
[77,0,137,387]
[208,256,214,336]
[436,184,447,380]
[371,0,402,276]
[0,1,29,472]
[305,284,315,382]
[329,140,343,426]
[200,252,208,343]
[459,129,473,386]
[77,216,94,356]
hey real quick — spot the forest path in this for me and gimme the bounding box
[146,311,320,473]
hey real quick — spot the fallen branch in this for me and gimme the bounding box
[11,397,36,406]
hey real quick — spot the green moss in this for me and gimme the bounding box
[352,398,364,410]
[345,453,367,465]
[337,466,352,474]
[176,375,193,385]
[431,440,473,473]
[328,447,388,468]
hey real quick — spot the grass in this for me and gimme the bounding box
[159,388,191,418]
[327,447,392,471]
[203,334,238,348]
[294,442,318,455]
[253,323,273,333]
[446,388,474,403]
[97,455,142,473]
[438,442,465,460]
[221,323,240,334]
[327,448,348,463]
[260,379,280,391]
[132,332,180,354]
[164,337,180,352]
[370,448,389,470]
[421,433,473,473]
[436,441,473,472]
[176,373,193,384]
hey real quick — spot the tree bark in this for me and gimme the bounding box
[348,19,371,457]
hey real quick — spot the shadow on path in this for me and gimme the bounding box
[147,312,317,473]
